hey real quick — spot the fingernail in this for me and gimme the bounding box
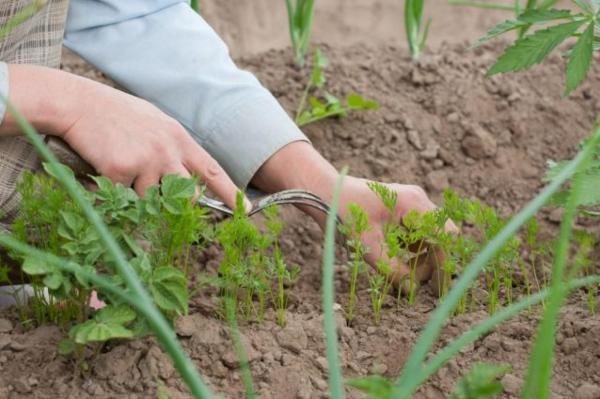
[244,197,253,213]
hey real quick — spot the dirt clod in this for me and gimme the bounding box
[575,382,600,399]
[0,318,12,333]
[461,124,497,160]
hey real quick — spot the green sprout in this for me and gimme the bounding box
[295,48,379,127]
[285,0,316,67]
[405,0,431,60]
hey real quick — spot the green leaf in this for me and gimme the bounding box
[43,162,76,182]
[73,319,135,344]
[22,255,52,275]
[475,19,529,46]
[57,338,76,355]
[95,304,136,325]
[311,48,328,88]
[346,93,379,110]
[450,363,510,399]
[161,175,196,200]
[517,8,573,23]
[149,267,189,314]
[565,22,594,95]
[347,375,394,398]
[488,20,586,76]
[43,272,64,290]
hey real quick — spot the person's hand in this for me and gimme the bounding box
[252,141,458,292]
[59,84,244,207]
[1,65,247,209]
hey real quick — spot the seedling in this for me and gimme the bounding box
[405,0,431,60]
[449,363,510,399]
[190,0,200,13]
[285,0,316,67]
[295,48,379,127]
[475,0,599,95]
[338,203,370,324]
[264,204,299,327]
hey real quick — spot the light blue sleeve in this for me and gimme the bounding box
[64,0,308,188]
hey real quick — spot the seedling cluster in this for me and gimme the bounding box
[295,49,379,127]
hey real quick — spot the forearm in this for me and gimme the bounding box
[0,64,85,136]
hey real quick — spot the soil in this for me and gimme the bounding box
[2,2,600,399]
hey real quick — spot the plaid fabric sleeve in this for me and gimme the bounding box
[0,62,7,124]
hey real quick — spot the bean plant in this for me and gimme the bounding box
[473,0,600,95]
[10,169,210,353]
[295,48,379,127]
[285,0,316,67]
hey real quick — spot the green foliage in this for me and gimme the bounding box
[11,169,210,350]
[405,0,431,60]
[450,363,510,399]
[339,204,370,324]
[295,48,379,127]
[285,0,316,66]
[475,1,597,95]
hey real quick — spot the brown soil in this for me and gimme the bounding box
[3,5,600,399]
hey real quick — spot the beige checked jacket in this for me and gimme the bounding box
[0,0,69,225]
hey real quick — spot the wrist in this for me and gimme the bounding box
[4,65,85,136]
[252,141,339,198]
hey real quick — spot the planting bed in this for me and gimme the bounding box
[2,34,600,399]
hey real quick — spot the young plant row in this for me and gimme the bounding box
[338,181,597,326]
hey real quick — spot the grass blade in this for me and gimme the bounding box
[5,102,214,399]
[415,275,600,390]
[322,168,347,399]
[521,130,600,399]
[394,122,600,399]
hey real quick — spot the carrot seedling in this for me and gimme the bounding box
[338,203,370,324]
[295,48,379,127]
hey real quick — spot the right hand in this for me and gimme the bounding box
[58,80,245,208]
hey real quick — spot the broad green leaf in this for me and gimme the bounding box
[347,375,394,398]
[488,20,586,75]
[517,8,573,23]
[95,304,136,324]
[43,272,64,290]
[60,211,85,235]
[565,22,594,95]
[450,363,510,399]
[90,175,113,194]
[73,319,135,344]
[143,186,161,215]
[161,175,196,200]
[149,267,188,314]
[74,264,96,288]
[311,48,328,88]
[22,256,53,275]
[43,162,76,182]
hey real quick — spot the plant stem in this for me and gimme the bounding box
[322,168,347,399]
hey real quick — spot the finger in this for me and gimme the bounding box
[184,146,252,212]
[133,173,161,197]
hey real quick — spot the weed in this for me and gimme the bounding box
[405,0,431,60]
[295,48,379,127]
[285,0,316,67]
[474,0,598,95]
